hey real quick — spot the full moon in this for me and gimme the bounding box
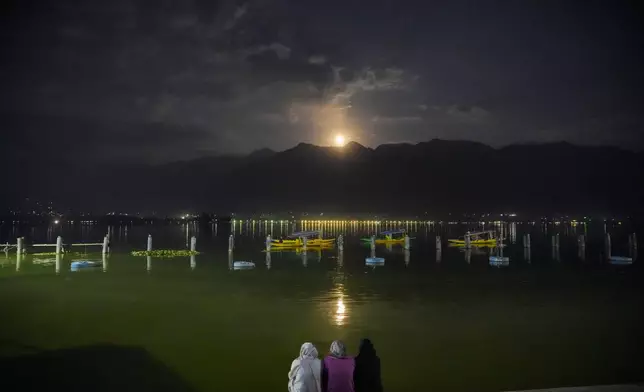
[334,134,346,147]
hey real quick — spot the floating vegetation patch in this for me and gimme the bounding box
[33,258,56,266]
[32,252,91,257]
[131,250,200,257]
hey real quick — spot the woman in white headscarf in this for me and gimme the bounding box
[288,342,322,392]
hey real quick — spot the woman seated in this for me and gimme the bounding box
[322,340,354,392]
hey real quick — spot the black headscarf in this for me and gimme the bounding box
[353,338,383,392]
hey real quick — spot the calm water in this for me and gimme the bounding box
[0,220,642,391]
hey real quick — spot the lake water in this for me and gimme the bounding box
[0,220,642,391]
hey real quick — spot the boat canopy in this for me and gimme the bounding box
[288,230,321,238]
[381,229,406,235]
[464,230,495,238]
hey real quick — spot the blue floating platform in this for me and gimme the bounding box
[610,256,633,265]
[70,260,102,271]
[233,261,255,270]
[489,256,510,267]
[365,257,385,266]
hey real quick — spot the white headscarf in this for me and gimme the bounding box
[289,343,321,392]
[299,342,319,360]
[330,340,346,357]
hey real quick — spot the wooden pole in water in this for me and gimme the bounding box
[605,233,612,259]
[56,236,63,255]
[551,235,556,249]
[464,235,471,249]
[523,234,531,248]
[55,253,61,274]
[17,237,23,255]
[302,236,308,251]
[337,235,344,251]
[435,235,442,252]
[147,235,153,252]
[555,233,560,249]
[524,247,531,263]
[578,234,585,260]
[404,235,410,250]
[102,235,109,255]
[190,236,197,252]
[102,252,108,273]
[228,234,234,252]
[265,235,272,252]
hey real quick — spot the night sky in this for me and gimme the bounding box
[2,0,643,163]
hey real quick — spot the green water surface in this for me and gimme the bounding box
[1,250,642,392]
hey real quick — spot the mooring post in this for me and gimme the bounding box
[555,233,560,249]
[435,235,442,252]
[524,247,531,263]
[147,256,152,272]
[16,251,22,272]
[56,236,63,255]
[464,235,471,249]
[578,234,586,260]
[303,236,308,251]
[190,236,197,252]
[102,252,108,273]
[631,233,638,261]
[190,254,196,271]
[302,251,308,267]
[265,235,272,252]
[228,234,234,252]
[55,253,61,274]
[404,235,410,250]
[147,234,153,252]
[337,234,344,251]
[265,251,271,270]
[523,233,531,248]
[17,237,23,255]
[551,235,556,249]
[404,249,410,266]
[465,248,471,264]
[605,233,612,259]
[102,235,109,255]
[370,235,376,258]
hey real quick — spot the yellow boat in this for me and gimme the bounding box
[270,231,335,248]
[448,230,498,246]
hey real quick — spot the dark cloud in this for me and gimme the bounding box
[1,0,643,164]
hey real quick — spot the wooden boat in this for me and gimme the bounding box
[361,230,408,244]
[448,230,498,245]
[270,230,335,248]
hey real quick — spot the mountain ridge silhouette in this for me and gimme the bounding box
[2,139,643,215]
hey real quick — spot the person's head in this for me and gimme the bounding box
[299,342,318,359]
[358,338,376,357]
[329,340,347,358]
